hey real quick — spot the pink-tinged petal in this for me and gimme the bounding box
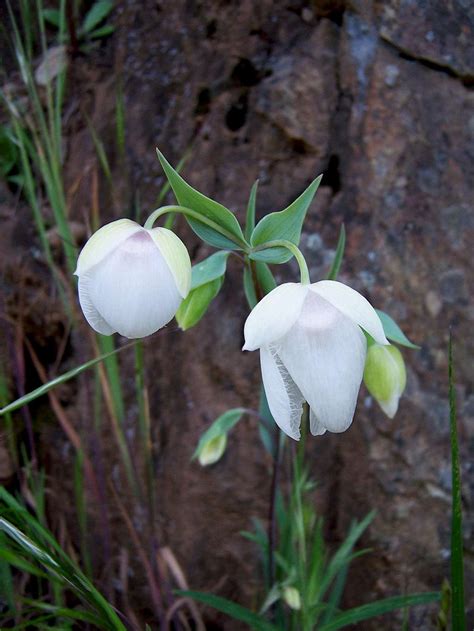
[310,280,388,345]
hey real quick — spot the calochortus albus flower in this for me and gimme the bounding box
[243,281,388,440]
[75,219,191,339]
[364,343,406,418]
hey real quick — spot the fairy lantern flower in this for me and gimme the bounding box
[363,343,406,418]
[75,219,191,339]
[243,281,388,439]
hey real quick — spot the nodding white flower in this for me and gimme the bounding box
[364,343,406,418]
[75,219,191,339]
[243,281,388,440]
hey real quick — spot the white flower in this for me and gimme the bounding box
[75,219,191,339]
[243,281,388,439]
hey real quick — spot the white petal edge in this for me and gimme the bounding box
[278,291,367,433]
[243,283,308,351]
[260,345,305,440]
[78,275,115,335]
[310,280,388,345]
[148,227,191,298]
[379,394,400,419]
[75,219,141,276]
[309,409,327,436]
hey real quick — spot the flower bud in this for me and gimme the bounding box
[198,433,227,467]
[75,219,191,339]
[363,344,406,418]
[283,586,301,610]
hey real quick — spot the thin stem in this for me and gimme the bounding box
[268,430,281,588]
[252,240,310,285]
[144,205,249,250]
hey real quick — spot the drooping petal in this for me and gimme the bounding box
[260,345,305,440]
[75,219,141,276]
[83,230,182,338]
[309,409,327,436]
[243,283,308,351]
[278,291,367,433]
[148,227,191,298]
[310,280,388,345]
[78,276,116,335]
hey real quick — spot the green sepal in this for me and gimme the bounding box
[250,174,322,263]
[375,310,419,349]
[157,150,246,250]
[190,251,230,290]
[176,277,223,331]
[192,408,245,461]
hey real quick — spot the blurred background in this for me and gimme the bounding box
[0,0,473,629]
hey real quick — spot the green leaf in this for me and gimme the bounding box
[190,251,230,290]
[192,409,245,461]
[327,224,345,280]
[81,1,114,34]
[176,277,223,330]
[42,8,61,27]
[0,343,133,416]
[375,310,419,349]
[0,126,19,176]
[88,24,115,39]
[157,150,246,250]
[177,591,279,631]
[250,175,322,263]
[318,592,441,631]
[449,334,466,630]
[245,180,259,241]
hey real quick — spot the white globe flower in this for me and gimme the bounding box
[75,219,191,339]
[243,281,389,439]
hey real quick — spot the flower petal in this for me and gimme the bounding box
[243,283,308,351]
[75,219,141,276]
[278,291,367,433]
[83,230,182,338]
[260,345,305,440]
[309,410,327,436]
[78,276,115,335]
[148,227,191,298]
[310,280,388,345]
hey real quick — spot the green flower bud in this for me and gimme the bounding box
[363,344,406,418]
[283,586,301,611]
[198,433,227,467]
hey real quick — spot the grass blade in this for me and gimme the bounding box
[449,333,466,629]
[318,592,441,631]
[177,591,280,631]
[0,343,133,416]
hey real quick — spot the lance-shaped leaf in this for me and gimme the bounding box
[192,408,245,465]
[250,175,322,264]
[157,150,246,250]
[176,251,230,330]
[245,180,259,241]
[375,310,419,349]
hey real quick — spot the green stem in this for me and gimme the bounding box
[144,205,249,250]
[252,240,310,285]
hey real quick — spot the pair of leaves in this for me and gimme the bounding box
[158,150,322,264]
[176,251,230,330]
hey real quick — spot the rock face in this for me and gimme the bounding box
[1,0,473,628]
